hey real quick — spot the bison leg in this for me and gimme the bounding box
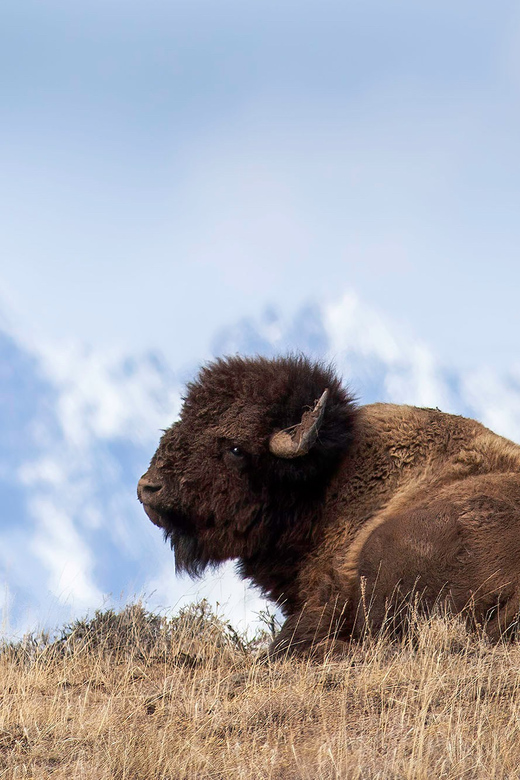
[479,591,520,641]
[268,601,352,659]
[352,480,520,638]
[351,501,465,636]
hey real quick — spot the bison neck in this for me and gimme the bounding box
[237,494,329,614]
[238,551,307,614]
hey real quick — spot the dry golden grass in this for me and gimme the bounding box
[2,601,520,779]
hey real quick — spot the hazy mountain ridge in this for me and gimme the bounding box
[2,292,520,635]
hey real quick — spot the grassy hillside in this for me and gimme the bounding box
[2,601,520,779]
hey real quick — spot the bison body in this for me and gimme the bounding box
[138,356,520,655]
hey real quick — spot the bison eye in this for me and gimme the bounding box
[222,442,248,469]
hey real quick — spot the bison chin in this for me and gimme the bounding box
[165,526,217,579]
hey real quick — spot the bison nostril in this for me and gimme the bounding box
[138,477,163,498]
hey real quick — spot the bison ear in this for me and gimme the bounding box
[269,389,329,459]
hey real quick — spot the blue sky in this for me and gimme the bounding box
[2,0,520,370]
[2,1,520,634]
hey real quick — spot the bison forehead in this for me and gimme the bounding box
[207,403,272,444]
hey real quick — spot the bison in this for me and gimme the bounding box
[137,355,520,656]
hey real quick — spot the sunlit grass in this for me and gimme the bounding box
[1,601,520,778]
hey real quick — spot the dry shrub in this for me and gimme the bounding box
[1,601,520,779]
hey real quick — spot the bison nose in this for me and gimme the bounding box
[137,477,163,502]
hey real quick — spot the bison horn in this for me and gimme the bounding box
[269,389,329,459]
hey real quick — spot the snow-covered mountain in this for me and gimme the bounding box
[3,291,520,637]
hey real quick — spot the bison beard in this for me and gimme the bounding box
[138,354,520,658]
[157,508,226,577]
[168,527,209,578]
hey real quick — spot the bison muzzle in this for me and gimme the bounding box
[138,355,520,656]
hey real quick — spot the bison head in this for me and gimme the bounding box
[137,355,357,578]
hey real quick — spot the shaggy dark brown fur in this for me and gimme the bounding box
[138,355,520,656]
